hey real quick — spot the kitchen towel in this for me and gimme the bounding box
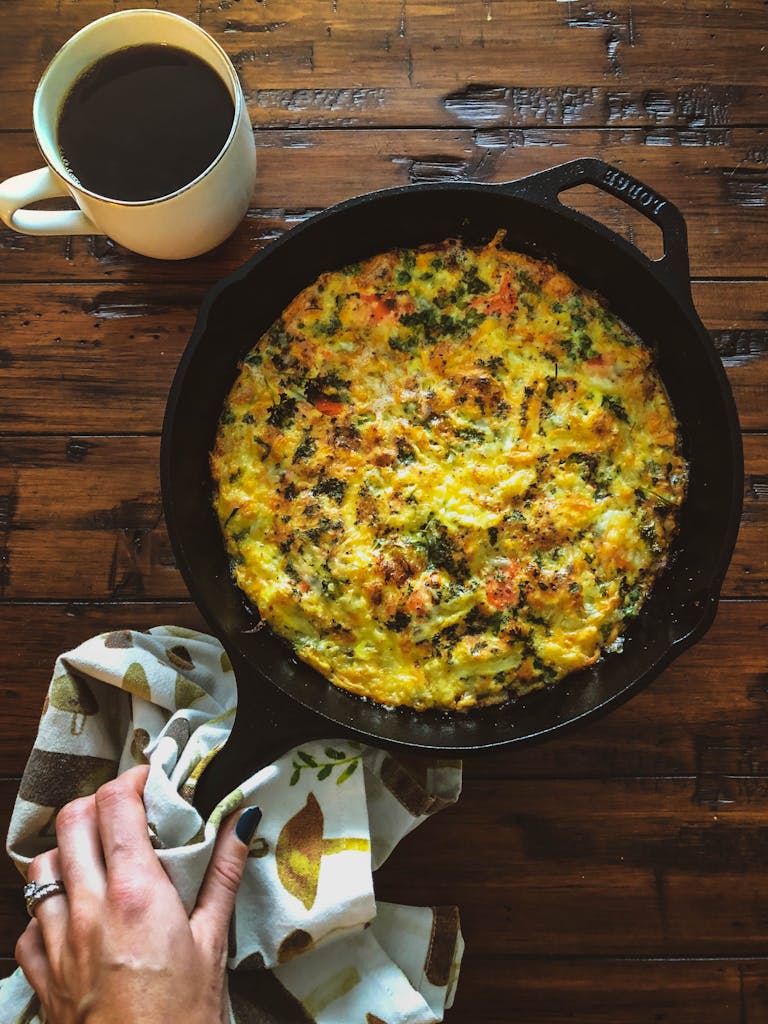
[0,626,464,1024]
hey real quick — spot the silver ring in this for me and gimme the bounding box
[23,880,67,918]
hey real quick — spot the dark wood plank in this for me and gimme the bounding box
[732,435,768,597]
[450,957,753,1023]
[0,436,181,601]
[0,280,765,434]
[0,600,765,781]
[0,1,766,1018]
[0,286,203,435]
[373,776,768,959]
[1,0,766,129]
[2,128,768,281]
[692,282,768,433]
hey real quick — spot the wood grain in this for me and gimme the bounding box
[373,776,768,959]
[1,0,766,130]
[450,957,768,1023]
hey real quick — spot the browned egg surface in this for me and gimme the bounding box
[211,235,687,711]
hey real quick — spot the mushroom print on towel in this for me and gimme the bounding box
[46,671,98,735]
[276,790,370,911]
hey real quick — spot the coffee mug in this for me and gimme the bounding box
[0,10,256,260]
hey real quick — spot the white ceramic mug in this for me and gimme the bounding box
[0,10,256,259]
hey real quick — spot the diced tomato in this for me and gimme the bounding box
[406,586,433,617]
[474,273,518,316]
[485,578,516,609]
[360,291,397,323]
[586,352,617,377]
[313,398,346,417]
[485,560,520,609]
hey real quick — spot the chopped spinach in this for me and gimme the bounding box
[267,394,298,429]
[416,516,469,581]
[602,394,630,424]
[464,267,490,295]
[385,611,410,633]
[455,425,486,442]
[313,472,347,505]
[292,434,317,463]
[316,313,343,336]
[516,269,539,294]
[305,371,350,405]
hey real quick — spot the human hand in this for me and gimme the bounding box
[15,765,261,1024]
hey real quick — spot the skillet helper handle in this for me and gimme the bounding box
[508,157,691,300]
[193,647,329,820]
[0,166,98,236]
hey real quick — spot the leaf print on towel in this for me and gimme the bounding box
[208,787,244,830]
[163,717,192,757]
[122,661,151,701]
[49,671,98,735]
[180,744,220,804]
[276,792,370,910]
[161,625,204,640]
[380,755,454,816]
[289,747,362,787]
[247,835,270,858]
[366,1016,390,1024]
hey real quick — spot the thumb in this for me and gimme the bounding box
[191,806,261,943]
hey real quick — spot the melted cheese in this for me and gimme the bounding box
[211,235,687,711]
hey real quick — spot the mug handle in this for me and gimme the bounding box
[0,166,100,236]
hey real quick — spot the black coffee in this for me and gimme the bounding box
[57,44,235,203]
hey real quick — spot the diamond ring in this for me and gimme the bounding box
[23,879,67,918]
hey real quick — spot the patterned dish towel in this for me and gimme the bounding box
[0,627,464,1024]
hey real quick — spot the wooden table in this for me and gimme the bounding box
[1,2,767,1020]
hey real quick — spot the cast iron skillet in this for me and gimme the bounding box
[161,157,743,816]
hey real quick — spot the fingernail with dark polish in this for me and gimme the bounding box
[235,806,262,846]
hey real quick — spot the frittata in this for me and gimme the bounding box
[211,234,687,711]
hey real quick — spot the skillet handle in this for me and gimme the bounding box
[193,648,330,820]
[503,157,692,300]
